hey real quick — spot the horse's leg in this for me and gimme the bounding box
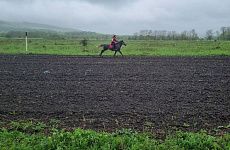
[113,51,117,57]
[100,49,105,56]
[118,50,123,56]
[100,47,109,56]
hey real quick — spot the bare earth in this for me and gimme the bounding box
[0,55,229,134]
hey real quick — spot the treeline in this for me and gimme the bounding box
[130,29,198,40]
[4,31,63,39]
[130,27,230,40]
[64,31,111,40]
[2,27,230,41]
[1,30,111,40]
[207,27,230,40]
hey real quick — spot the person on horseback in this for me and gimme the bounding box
[111,35,118,50]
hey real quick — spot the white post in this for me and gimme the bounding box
[25,32,28,52]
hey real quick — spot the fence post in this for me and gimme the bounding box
[25,32,28,52]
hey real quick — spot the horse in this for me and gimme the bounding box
[98,40,126,57]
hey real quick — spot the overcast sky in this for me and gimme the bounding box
[0,0,230,35]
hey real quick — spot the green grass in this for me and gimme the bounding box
[0,39,230,56]
[0,121,229,150]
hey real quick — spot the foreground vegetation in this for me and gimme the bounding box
[0,120,229,150]
[0,39,230,56]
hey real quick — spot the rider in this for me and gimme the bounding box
[111,35,118,49]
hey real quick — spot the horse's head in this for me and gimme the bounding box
[120,40,127,46]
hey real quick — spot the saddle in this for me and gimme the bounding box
[109,44,116,49]
[109,44,113,49]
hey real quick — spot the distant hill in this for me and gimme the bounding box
[0,20,80,33]
[0,20,112,39]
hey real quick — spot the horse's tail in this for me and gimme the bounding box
[98,44,103,48]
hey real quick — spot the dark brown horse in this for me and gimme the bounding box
[98,40,126,56]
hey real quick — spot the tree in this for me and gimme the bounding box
[215,31,220,40]
[206,29,213,40]
[181,31,188,40]
[80,38,88,51]
[220,27,227,40]
[190,29,198,40]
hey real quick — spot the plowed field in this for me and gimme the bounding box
[0,55,229,134]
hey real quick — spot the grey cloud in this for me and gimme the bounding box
[81,0,135,5]
[0,0,230,35]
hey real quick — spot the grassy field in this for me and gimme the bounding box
[0,120,229,150]
[0,38,230,56]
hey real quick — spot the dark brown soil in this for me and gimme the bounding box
[0,55,229,134]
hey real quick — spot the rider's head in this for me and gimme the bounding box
[113,35,116,38]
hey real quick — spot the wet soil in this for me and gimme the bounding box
[0,55,229,135]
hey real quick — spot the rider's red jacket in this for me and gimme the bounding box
[111,37,118,45]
